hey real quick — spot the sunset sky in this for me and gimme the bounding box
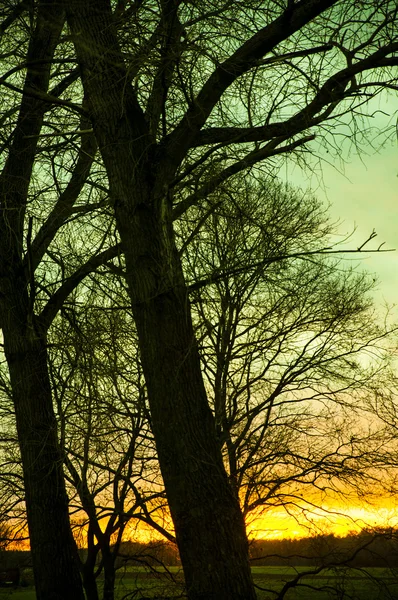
[132,104,398,545]
[248,502,398,541]
[127,498,398,544]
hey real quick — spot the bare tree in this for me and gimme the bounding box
[0,3,120,595]
[184,176,396,529]
[48,283,172,600]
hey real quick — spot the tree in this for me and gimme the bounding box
[0,4,86,596]
[61,1,398,598]
[0,262,171,600]
[184,176,395,528]
[0,3,120,597]
[49,282,171,600]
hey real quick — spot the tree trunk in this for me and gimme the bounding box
[65,2,256,598]
[2,307,84,600]
[81,544,100,600]
[83,569,100,600]
[126,233,256,600]
[102,550,116,600]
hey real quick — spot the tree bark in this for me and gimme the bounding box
[81,538,101,600]
[102,548,116,600]
[65,1,256,598]
[2,316,84,600]
[126,234,256,600]
[82,567,100,600]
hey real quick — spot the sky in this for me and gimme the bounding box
[124,503,398,545]
[284,97,398,320]
[14,93,398,551]
[309,145,397,310]
[248,501,398,541]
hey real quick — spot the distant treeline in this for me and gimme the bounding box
[249,529,398,568]
[2,529,398,570]
[116,529,398,569]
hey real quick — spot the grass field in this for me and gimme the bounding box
[0,566,397,599]
[111,566,398,599]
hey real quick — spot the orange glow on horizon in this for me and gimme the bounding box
[7,500,398,552]
[246,503,398,540]
[124,500,398,545]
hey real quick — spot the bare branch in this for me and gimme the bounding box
[173,135,316,219]
[40,243,122,329]
[163,0,339,170]
[24,122,97,274]
[0,0,29,39]
[0,79,87,116]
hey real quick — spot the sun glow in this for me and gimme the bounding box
[121,498,398,545]
[247,502,398,540]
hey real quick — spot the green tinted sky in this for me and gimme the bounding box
[285,96,397,316]
[321,144,397,310]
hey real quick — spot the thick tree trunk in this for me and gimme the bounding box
[65,2,256,598]
[2,303,84,600]
[125,229,256,600]
[102,551,116,600]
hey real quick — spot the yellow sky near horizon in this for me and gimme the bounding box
[107,497,398,545]
[122,483,398,544]
[10,498,398,552]
[247,501,398,541]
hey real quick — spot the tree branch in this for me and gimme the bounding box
[162,0,339,170]
[0,0,30,38]
[187,235,393,294]
[0,79,87,116]
[40,243,122,330]
[24,120,97,274]
[192,41,398,148]
[146,0,184,137]
[173,135,315,220]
